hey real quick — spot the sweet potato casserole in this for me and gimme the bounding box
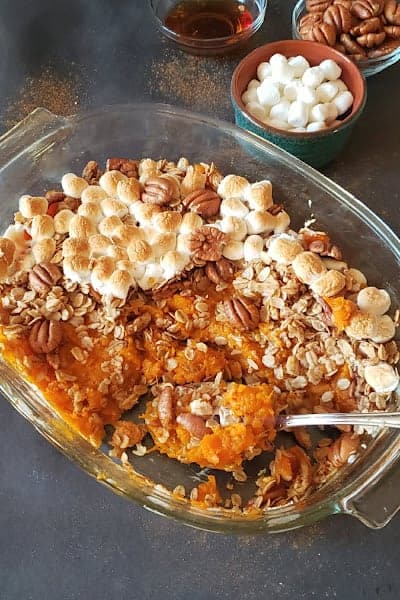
[0,156,398,512]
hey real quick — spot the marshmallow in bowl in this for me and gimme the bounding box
[241,53,354,133]
[220,198,249,219]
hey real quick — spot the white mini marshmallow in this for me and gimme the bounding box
[310,103,331,123]
[364,363,399,394]
[222,240,244,261]
[270,100,291,122]
[297,85,318,107]
[333,91,354,116]
[242,88,259,104]
[246,101,267,122]
[243,235,264,262]
[248,78,261,89]
[288,55,310,78]
[302,66,324,89]
[257,80,281,107]
[306,121,327,132]
[219,216,248,241]
[335,79,348,93]
[291,127,307,132]
[257,62,272,81]
[319,59,342,81]
[271,63,295,85]
[61,173,88,199]
[288,100,309,128]
[316,81,338,103]
[269,53,287,69]
[325,102,339,123]
[283,81,302,101]
[245,210,276,235]
[220,198,249,219]
[265,118,291,131]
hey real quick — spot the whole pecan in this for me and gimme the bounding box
[323,3,352,32]
[157,386,175,426]
[224,297,260,331]
[176,413,211,439]
[340,32,368,53]
[384,23,400,36]
[351,16,382,34]
[182,189,221,218]
[357,30,386,44]
[310,21,337,44]
[384,0,400,24]
[106,157,139,179]
[28,319,63,354]
[142,176,174,205]
[351,0,384,19]
[307,0,333,12]
[188,226,226,262]
[29,262,62,294]
[205,258,235,285]
[82,160,101,184]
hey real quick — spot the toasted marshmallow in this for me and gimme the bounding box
[3,225,26,249]
[243,235,264,262]
[345,312,378,340]
[95,256,116,272]
[292,251,327,285]
[107,245,128,262]
[176,234,192,255]
[322,258,348,271]
[88,234,111,257]
[217,175,249,199]
[153,211,182,233]
[113,223,144,247]
[54,209,75,234]
[246,211,276,235]
[222,240,244,261]
[91,260,114,294]
[61,173,88,198]
[99,170,127,197]
[364,363,399,394]
[220,198,249,219]
[311,270,346,297]
[219,216,247,241]
[138,263,165,291]
[101,198,129,219]
[244,181,273,211]
[268,234,303,265]
[179,213,203,234]
[98,216,123,238]
[19,196,48,219]
[32,238,56,264]
[151,232,176,258]
[180,166,206,197]
[357,287,391,316]
[160,251,190,280]
[80,185,109,204]
[0,258,9,280]
[78,202,103,224]
[108,269,133,300]
[116,259,134,272]
[138,158,158,176]
[69,215,96,239]
[63,255,91,284]
[117,178,141,205]
[62,237,90,258]
[371,315,396,344]
[31,215,55,241]
[131,202,161,225]
[345,268,367,292]
[127,240,154,264]
[274,210,291,233]
[0,237,16,265]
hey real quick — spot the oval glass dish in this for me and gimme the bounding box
[0,103,399,534]
[292,0,400,78]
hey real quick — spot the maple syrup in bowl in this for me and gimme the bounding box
[149,0,267,55]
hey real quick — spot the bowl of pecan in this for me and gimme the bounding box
[293,0,400,77]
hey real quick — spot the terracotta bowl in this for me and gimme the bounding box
[231,39,367,168]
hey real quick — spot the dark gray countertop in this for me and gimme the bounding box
[0,1,399,599]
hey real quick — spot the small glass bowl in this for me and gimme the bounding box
[149,0,268,55]
[292,0,400,78]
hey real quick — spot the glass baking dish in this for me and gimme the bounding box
[0,103,399,533]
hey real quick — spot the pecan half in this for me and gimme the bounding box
[268,203,284,216]
[45,190,65,204]
[82,160,102,184]
[224,297,260,331]
[176,413,211,439]
[324,3,352,32]
[384,0,400,25]
[307,0,333,12]
[106,157,139,179]
[142,176,174,205]
[310,21,337,44]
[340,32,367,54]
[205,258,235,285]
[351,16,382,35]
[300,12,324,38]
[28,319,63,354]
[29,262,62,294]
[357,30,386,45]
[182,189,221,218]
[158,386,175,426]
[351,0,384,19]
[188,226,226,262]
[384,24,400,37]
[189,268,210,294]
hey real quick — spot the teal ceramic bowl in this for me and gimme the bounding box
[231,40,367,169]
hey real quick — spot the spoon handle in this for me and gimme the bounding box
[278,412,400,430]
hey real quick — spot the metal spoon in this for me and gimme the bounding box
[275,412,400,430]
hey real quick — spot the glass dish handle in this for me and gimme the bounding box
[0,108,65,166]
[340,453,400,528]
